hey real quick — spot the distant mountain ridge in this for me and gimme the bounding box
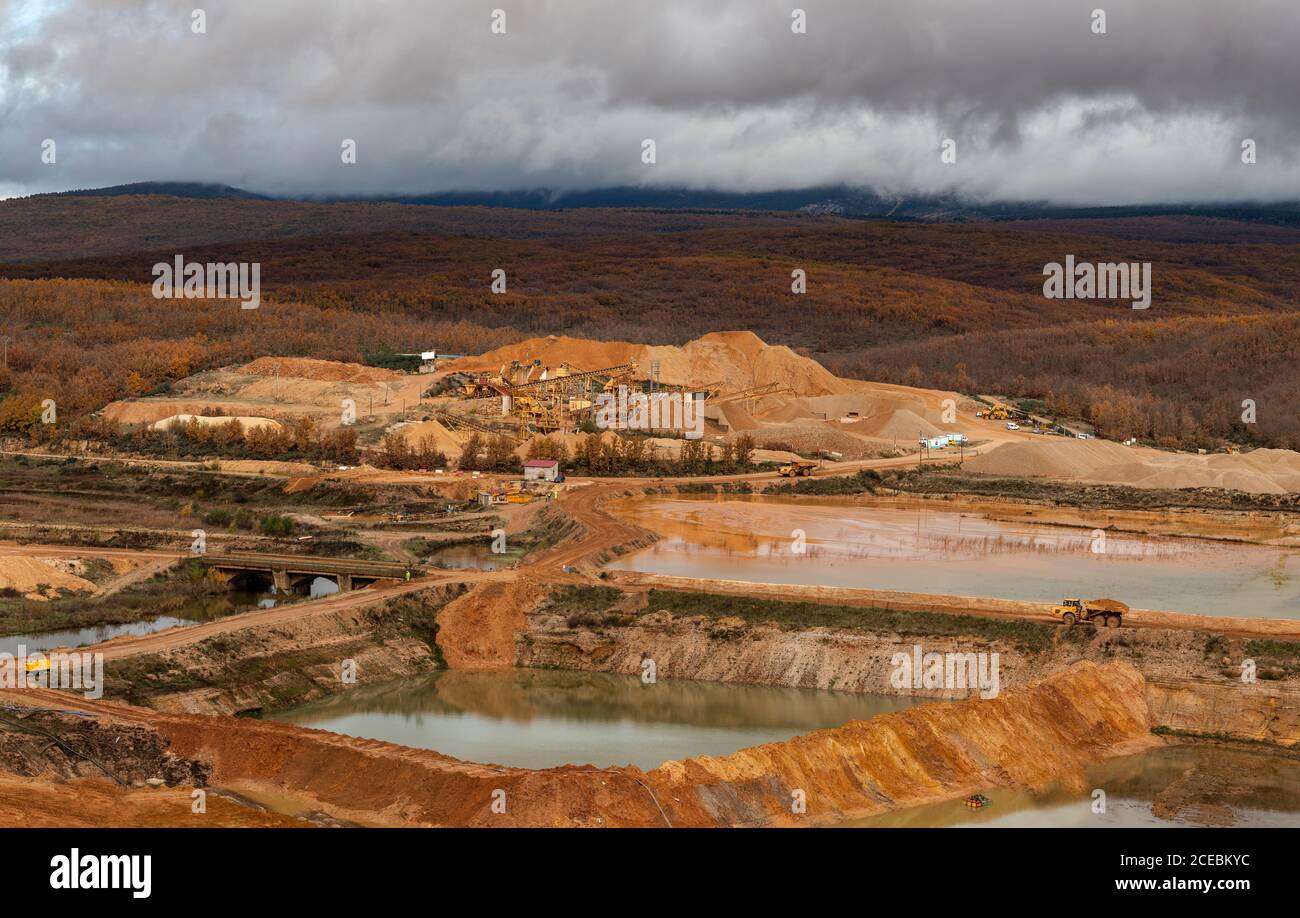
[24,181,1300,225]
[42,182,270,201]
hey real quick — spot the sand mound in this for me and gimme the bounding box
[240,357,402,384]
[715,402,760,432]
[0,557,97,600]
[447,331,848,397]
[105,400,241,425]
[756,397,822,424]
[392,418,464,457]
[150,414,283,433]
[853,408,943,440]
[968,440,1300,494]
[217,460,320,476]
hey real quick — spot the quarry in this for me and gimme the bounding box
[2,332,1298,829]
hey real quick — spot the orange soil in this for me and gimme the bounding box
[435,580,545,671]
[0,556,98,599]
[240,356,403,384]
[446,330,848,396]
[0,661,1155,827]
[0,774,305,828]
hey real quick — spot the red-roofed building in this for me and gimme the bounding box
[522,458,562,482]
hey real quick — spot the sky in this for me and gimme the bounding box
[1,0,1298,203]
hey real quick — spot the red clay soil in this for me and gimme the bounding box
[435,580,545,671]
[0,774,304,828]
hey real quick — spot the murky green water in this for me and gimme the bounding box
[268,668,919,770]
[607,495,1300,618]
[425,543,515,571]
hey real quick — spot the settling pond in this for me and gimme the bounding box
[605,495,1300,619]
[267,668,1300,828]
[268,668,917,770]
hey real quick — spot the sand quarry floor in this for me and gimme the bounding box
[0,548,150,600]
[98,331,1300,494]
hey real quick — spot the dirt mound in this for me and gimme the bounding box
[2,661,1155,827]
[848,408,943,440]
[150,414,283,433]
[240,357,402,384]
[104,400,239,425]
[968,440,1300,494]
[645,661,1155,825]
[754,424,884,459]
[448,331,847,397]
[715,401,760,431]
[217,460,321,476]
[436,581,546,671]
[0,775,305,828]
[392,417,464,456]
[0,556,96,599]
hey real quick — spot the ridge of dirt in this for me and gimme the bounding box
[0,661,1156,826]
[240,357,403,384]
[436,581,546,671]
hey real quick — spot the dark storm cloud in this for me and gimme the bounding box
[1,0,1297,202]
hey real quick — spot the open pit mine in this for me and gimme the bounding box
[2,334,1297,833]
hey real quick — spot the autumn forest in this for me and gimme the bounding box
[1,194,1298,449]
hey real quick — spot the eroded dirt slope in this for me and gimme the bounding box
[436,580,546,671]
[1,661,1156,827]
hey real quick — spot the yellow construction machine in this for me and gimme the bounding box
[1051,597,1127,628]
[778,460,818,477]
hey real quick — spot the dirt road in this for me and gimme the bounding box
[612,572,1300,641]
[16,442,1299,661]
[79,571,487,661]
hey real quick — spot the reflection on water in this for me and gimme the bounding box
[607,495,1300,618]
[842,744,1300,828]
[0,588,274,655]
[308,576,339,598]
[425,543,510,572]
[0,616,190,656]
[268,668,919,770]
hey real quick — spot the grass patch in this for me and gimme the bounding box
[645,589,1058,652]
[546,584,623,615]
[766,469,881,496]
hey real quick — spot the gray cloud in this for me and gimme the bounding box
[1,0,1298,202]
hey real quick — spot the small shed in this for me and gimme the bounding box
[523,458,561,482]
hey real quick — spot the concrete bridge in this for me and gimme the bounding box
[198,552,419,593]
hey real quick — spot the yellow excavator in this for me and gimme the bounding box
[1051,597,1127,628]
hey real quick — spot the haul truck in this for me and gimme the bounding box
[779,460,818,477]
[1051,597,1127,628]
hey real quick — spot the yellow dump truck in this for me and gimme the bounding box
[778,460,818,477]
[1051,597,1127,628]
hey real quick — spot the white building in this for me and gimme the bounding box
[523,459,561,482]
